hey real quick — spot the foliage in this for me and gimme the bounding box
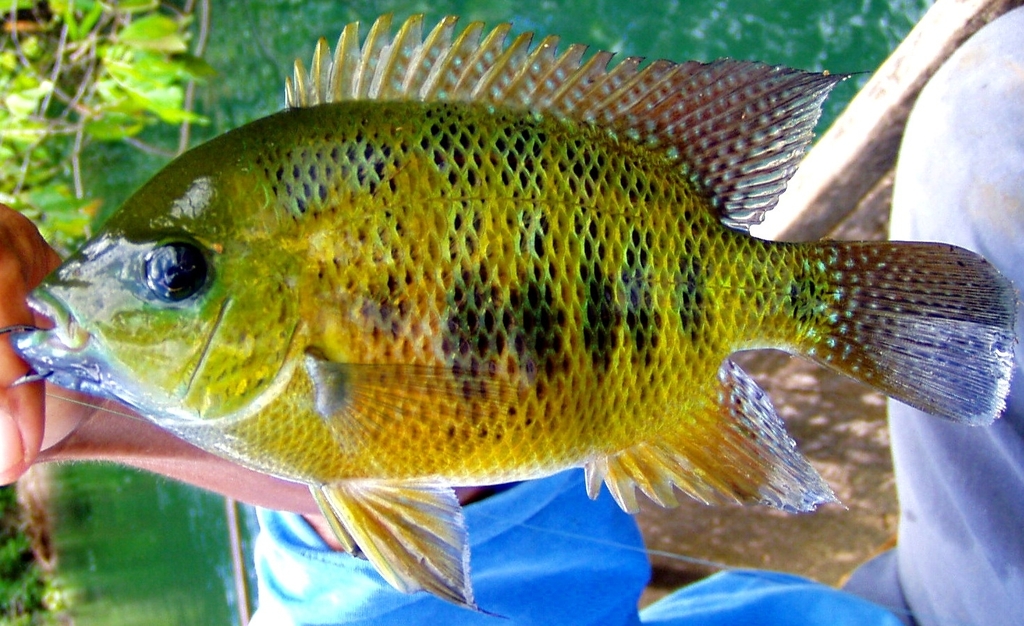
[0,484,54,625]
[1,2,212,622]
[1,1,212,254]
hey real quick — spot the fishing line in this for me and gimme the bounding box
[43,390,149,423]
[473,505,734,571]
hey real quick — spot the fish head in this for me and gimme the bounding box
[13,136,301,426]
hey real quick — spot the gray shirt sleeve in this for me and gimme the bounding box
[843,8,1024,626]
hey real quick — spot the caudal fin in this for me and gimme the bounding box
[791,241,1017,425]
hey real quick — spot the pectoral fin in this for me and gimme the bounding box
[304,349,519,453]
[311,480,476,609]
[585,359,836,514]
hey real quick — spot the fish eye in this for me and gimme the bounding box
[144,242,208,302]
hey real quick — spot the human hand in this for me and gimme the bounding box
[0,205,67,484]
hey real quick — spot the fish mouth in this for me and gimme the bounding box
[8,290,107,394]
[26,290,91,352]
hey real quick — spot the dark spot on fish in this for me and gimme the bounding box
[533,216,549,257]
[677,254,704,341]
[512,331,526,356]
[583,261,620,371]
[513,135,525,156]
[444,263,568,388]
[623,228,657,356]
[527,283,541,309]
[459,128,473,152]
[788,259,834,326]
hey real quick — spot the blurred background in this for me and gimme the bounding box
[1,0,929,623]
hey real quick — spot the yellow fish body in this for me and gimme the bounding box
[10,15,1016,609]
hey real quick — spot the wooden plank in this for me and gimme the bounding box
[752,0,1024,242]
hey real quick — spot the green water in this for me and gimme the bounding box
[51,464,257,625]
[53,0,928,623]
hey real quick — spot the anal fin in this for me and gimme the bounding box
[311,480,476,609]
[586,359,836,514]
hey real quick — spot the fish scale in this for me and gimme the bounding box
[130,96,779,485]
[7,15,1016,612]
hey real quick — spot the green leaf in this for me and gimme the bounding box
[78,2,105,38]
[24,184,95,250]
[5,81,54,118]
[56,0,99,41]
[115,0,159,13]
[84,114,147,140]
[118,15,188,53]
[175,54,218,81]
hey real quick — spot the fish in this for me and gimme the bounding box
[4,13,1017,610]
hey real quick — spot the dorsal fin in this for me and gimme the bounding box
[285,14,845,230]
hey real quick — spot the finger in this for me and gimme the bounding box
[0,205,61,483]
[0,207,62,289]
[0,382,45,485]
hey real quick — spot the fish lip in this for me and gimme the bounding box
[25,289,90,353]
[10,289,105,391]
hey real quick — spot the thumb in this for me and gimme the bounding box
[0,205,62,483]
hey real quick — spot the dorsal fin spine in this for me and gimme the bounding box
[455,22,512,98]
[331,22,361,101]
[371,14,421,99]
[310,39,329,106]
[545,49,613,115]
[422,21,483,100]
[404,16,457,96]
[501,35,559,107]
[532,43,587,109]
[354,14,392,99]
[475,31,533,102]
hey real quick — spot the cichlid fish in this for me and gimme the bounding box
[6,14,1017,610]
